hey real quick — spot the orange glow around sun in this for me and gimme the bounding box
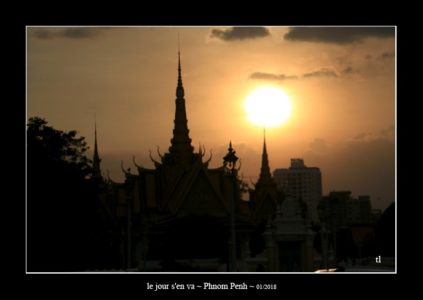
[244,86,293,128]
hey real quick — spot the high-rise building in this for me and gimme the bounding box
[319,191,351,229]
[318,191,376,263]
[346,195,372,224]
[273,159,322,223]
[318,192,374,226]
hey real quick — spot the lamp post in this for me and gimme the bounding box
[317,202,329,270]
[223,142,238,272]
[321,224,329,270]
[331,211,337,266]
[123,168,134,271]
[127,191,132,270]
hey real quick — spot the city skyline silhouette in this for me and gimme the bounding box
[27,26,395,210]
[26,26,396,272]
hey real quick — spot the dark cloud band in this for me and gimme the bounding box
[32,28,105,40]
[303,68,338,78]
[250,68,341,81]
[250,72,298,81]
[211,27,270,41]
[284,27,394,44]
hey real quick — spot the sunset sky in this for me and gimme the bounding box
[27,26,395,210]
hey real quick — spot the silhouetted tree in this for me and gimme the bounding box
[27,117,98,271]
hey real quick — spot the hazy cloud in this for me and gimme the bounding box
[250,67,348,82]
[284,27,394,44]
[303,68,338,78]
[210,27,270,41]
[342,66,353,74]
[355,126,394,142]
[335,55,352,66]
[32,29,55,39]
[342,66,360,75]
[32,28,105,40]
[364,51,395,62]
[249,72,298,81]
[354,132,371,140]
[379,125,395,140]
[378,51,395,60]
[309,138,328,153]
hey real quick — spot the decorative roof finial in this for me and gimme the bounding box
[176,34,184,98]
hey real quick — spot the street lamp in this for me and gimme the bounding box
[223,141,238,272]
[317,202,329,270]
[121,164,134,271]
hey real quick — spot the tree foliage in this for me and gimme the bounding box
[27,117,91,176]
[27,117,97,271]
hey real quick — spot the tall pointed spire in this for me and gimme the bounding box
[252,127,279,225]
[176,35,184,98]
[164,39,194,165]
[92,119,102,179]
[257,127,272,184]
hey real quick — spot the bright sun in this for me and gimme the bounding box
[244,86,292,128]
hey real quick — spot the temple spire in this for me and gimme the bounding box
[258,127,272,184]
[164,42,194,165]
[92,119,102,179]
[176,36,184,98]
